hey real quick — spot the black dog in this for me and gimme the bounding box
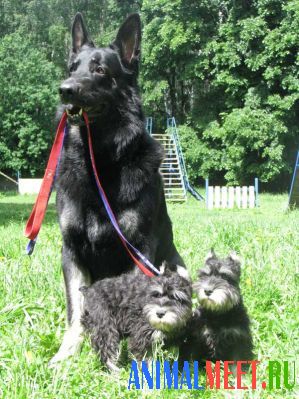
[179,251,253,368]
[80,263,192,371]
[50,13,185,364]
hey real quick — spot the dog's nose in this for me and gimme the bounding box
[59,82,79,102]
[204,289,213,296]
[156,310,166,319]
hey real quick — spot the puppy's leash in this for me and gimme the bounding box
[24,111,160,277]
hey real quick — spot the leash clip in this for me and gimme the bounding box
[26,239,36,256]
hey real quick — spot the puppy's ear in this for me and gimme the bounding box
[112,13,141,72]
[227,251,241,276]
[71,13,94,54]
[160,261,175,276]
[228,251,241,265]
[160,261,167,274]
[205,248,217,263]
[161,261,190,281]
[175,265,191,281]
[79,286,88,296]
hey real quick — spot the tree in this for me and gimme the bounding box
[179,0,299,188]
[0,0,297,188]
[141,0,220,124]
[0,33,61,176]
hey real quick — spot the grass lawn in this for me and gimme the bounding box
[0,192,298,398]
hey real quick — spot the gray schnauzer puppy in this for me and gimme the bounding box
[80,263,192,371]
[179,250,253,366]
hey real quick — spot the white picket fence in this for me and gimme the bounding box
[205,179,259,209]
[18,178,43,195]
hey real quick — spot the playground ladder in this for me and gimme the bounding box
[152,132,186,201]
[146,119,186,202]
[167,118,204,201]
[146,117,204,202]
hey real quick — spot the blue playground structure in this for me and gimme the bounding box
[288,150,299,208]
[146,117,203,202]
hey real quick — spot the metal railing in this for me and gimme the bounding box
[145,117,153,135]
[167,117,204,201]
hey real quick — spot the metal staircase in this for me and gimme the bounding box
[145,117,204,202]
[167,117,204,201]
[152,131,187,201]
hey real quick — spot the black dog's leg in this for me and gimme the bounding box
[49,247,91,365]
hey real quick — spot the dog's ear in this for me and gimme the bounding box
[175,265,190,281]
[71,13,94,53]
[161,261,190,281]
[228,251,241,264]
[160,261,175,276]
[205,248,217,263]
[227,251,241,277]
[112,13,141,72]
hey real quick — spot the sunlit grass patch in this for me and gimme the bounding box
[0,193,298,398]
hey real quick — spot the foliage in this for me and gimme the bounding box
[203,107,288,184]
[177,0,299,187]
[0,0,298,187]
[0,33,61,176]
[180,106,291,186]
[178,124,222,184]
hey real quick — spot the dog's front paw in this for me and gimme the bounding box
[48,348,75,367]
[48,351,69,367]
[106,359,121,373]
[48,324,84,367]
[48,342,80,367]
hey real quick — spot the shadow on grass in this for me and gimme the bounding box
[0,202,57,226]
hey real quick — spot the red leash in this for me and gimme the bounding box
[24,112,160,277]
[24,112,67,253]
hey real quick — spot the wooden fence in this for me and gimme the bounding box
[205,178,259,209]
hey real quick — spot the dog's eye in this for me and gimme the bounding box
[69,62,78,73]
[170,294,188,304]
[152,291,163,298]
[95,66,105,75]
[220,273,235,283]
[200,272,209,278]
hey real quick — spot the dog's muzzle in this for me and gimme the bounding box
[65,104,107,125]
[65,106,84,125]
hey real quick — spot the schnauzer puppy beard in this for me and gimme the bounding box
[143,283,192,333]
[143,304,190,332]
[193,251,241,312]
[194,280,240,312]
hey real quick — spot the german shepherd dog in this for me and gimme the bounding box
[50,13,185,364]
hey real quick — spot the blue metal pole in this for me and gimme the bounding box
[254,177,259,207]
[288,150,299,199]
[206,178,209,208]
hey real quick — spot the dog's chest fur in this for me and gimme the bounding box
[55,122,166,278]
[188,305,252,361]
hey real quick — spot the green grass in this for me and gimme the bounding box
[0,193,298,398]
